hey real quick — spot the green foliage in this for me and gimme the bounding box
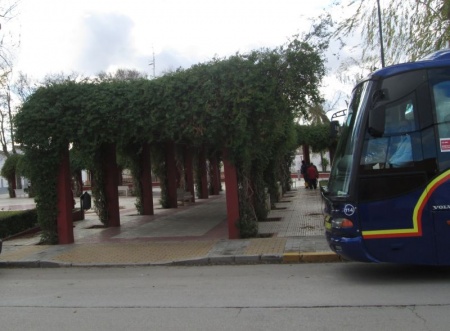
[0,210,23,219]
[283,153,295,192]
[69,148,90,175]
[329,0,450,71]
[251,163,269,221]
[150,143,169,208]
[296,123,333,153]
[91,146,108,225]
[1,153,22,179]
[1,153,23,197]
[0,209,38,239]
[118,142,145,214]
[321,157,329,172]
[319,180,329,188]
[236,171,259,239]
[236,215,259,238]
[193,149,205,199]
[14,37,326,241]
[21,148,60,244]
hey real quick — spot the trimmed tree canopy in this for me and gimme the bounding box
[15,41,325,158]
[14,39,326,243]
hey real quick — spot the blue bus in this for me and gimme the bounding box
[322,49,450,265]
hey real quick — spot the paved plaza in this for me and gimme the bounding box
[0,179,340,267]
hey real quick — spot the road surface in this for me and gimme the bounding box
[1,263,449,330]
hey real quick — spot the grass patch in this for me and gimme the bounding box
[319,180,328,187]
[0,210,24,219]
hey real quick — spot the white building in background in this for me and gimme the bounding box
[0,151,29,194]
[0,152,7,192]
[291,146,331,176]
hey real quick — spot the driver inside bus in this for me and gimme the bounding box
[388,121,413,168]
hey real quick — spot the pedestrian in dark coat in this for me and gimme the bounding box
[306,162,319,189]
[300,160,308,188]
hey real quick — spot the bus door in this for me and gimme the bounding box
[359,90,438,264]
[426,178,450,265]
[433,207,450,265]
[430,73,450,264]
[357,180,434,264]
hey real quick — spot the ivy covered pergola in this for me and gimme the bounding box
[14,39,325,244]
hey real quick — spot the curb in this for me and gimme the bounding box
[2,226,41,241]
[283,251,341,263]
[0,260,63,268]
[0,252,342,269]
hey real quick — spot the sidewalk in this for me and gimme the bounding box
[0,180,341,268]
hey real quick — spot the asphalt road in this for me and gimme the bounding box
[1,263,450,330]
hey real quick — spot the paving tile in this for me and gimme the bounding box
[0,180,336,266]
[0,245,51,261]
[244,238,286,255]
[50,241,217,264]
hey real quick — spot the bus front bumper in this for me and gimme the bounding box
[326,232,379,263]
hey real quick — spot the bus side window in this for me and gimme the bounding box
[387,134,413,168]
[432,80,450,169]
[433,82,450,139]
[361,137,389,168]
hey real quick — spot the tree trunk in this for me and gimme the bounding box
[8,173,16,198]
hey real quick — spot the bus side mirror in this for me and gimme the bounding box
[330,120,340,138]
[368,106,385,137]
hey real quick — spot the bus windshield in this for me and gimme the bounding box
[327,80,373,197]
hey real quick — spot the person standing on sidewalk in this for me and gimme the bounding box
[300,160,308,188]
[306,162,319,189]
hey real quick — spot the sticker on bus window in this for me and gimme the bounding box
[440,138,450,152]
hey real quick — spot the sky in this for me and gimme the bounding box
[5,0,351,111]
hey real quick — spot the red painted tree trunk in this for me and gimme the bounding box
[165,141,178,208]
[210,155,220,195]
[103,143,120,227]
[302,145,310,164]
[223,149,240,239]
[57,149,74,244]
[140,143,154,215]
[198,147,208,199]
[183,146,195,203]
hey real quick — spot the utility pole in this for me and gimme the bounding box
[149,47,156,78]
[376,0,386,68]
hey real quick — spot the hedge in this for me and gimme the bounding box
[0,209,38,239]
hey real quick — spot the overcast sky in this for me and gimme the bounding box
[6,0,350,110]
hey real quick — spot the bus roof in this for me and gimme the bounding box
[367,49,450,80]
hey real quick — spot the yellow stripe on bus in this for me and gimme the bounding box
[362,169,450,239]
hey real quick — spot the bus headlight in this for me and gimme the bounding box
[331,218,354,229]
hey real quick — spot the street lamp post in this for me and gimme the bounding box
[376,0,386,68]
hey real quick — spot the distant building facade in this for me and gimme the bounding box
[291,146,330,176]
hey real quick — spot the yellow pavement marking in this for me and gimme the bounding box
[283,251,340,263]
[300,252,341,263]
[245,238,286,255]
[282,252,300,263]
[0,245,51,261]
[51,241,218,264]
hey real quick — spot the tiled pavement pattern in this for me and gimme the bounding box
[259,186,325,237]
[114,197,227,239]
[0,180,338,267]
[0,245,51,261]
[52,241,217,265]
